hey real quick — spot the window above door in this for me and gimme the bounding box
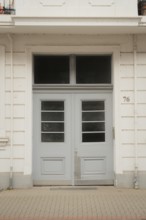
[33,55,112,85]
[34,55,70,84]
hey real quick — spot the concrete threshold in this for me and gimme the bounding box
[49,186,98,190]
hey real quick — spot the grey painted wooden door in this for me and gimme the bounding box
[74,93,113,185]
[33,93,113,185]
[33,94,72,185]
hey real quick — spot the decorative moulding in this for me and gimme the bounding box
[89,0,114,6]
[40,0,66,7]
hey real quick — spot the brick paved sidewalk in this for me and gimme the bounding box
[0,187,146,220]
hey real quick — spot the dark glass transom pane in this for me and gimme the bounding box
[82,112,105,121]
[42,133,64,142]
[34,55,69,84]
[82,122,105,132]
[82,101,104,111]
[82,133,105,142]
[41,123,64,132]
[41,101,64,111]
[76,56,111,84]
[41,112,64,121]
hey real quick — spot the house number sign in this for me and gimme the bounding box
[123,96,130,103]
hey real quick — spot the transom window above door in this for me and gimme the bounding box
[33,55,112,84]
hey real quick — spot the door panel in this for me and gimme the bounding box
[74,93,113,185]
[33,94,72,185]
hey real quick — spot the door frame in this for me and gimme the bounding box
[25,45,121,185]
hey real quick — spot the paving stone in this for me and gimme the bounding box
[0,187,146,220]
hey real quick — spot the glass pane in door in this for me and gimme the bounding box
[41,101,65,142]
[82,101,105,143]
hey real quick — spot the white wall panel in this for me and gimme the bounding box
[120,78,134,91]
[137,91,146,104]
[120,104,134,117]
[137,78,146,90]
[137,131,146,144]
[13,159,24,172]
[123,158,134,171]
[121,117,134,130]
[13,132,25,145]
[137,53,146,65]
[14,79,26,92]
[0,159,24,172]
[13,105,25,118]
[13,92,25,105]
[5,79,26,92]
[5,119,10,131]
[121,131,134,144]
[0,147,24,159]
[5,92,25,105]
[137,118,146,129]
[5,65,26,78]
[137,65,146,77]
[137,146,146,157]
[0,148,10,159]
[0,159,10,172]
[137,104,146,116]
[120,65,134,78]
[5,105,11,118]
[137,159,146,170]
[137,35,146,52]
[0,46,6,137]
[5,105,25,118]
[122,145,134,158]
[122,145,146,158]
[5,92,11,105]
[120,53,133,65]
[13,119,25,131]
[5,53,26,65]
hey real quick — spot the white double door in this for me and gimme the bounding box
[33,92,113,185]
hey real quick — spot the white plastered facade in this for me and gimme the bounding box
[0,0,146,189]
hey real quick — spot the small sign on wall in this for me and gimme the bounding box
[89,0,114,6]
[40,0,66,6]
